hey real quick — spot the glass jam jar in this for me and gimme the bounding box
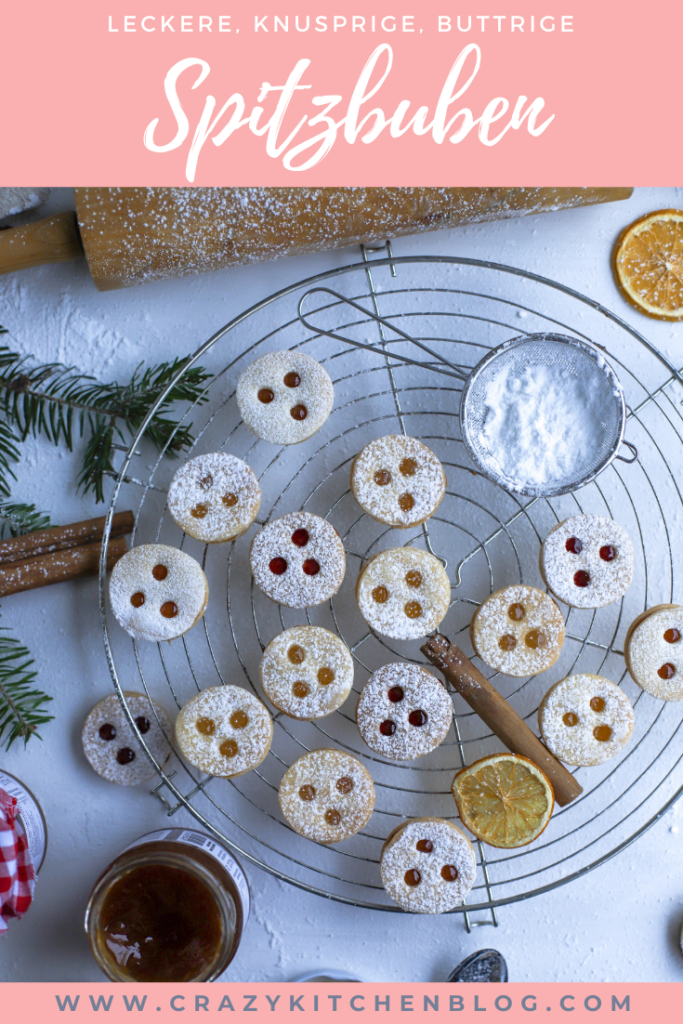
[85,827,250,982]
[0,768,48,872]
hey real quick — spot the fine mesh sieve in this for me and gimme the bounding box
[298,290,636,498]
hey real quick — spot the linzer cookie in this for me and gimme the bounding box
[237,350,334,445]
[471,585,564,677]
[356,548,450,640]
[250,512,345,608]
[350,435,446,529]
[540,514,634,608]
[278,748,375,844]
[625,604,683,701]
[109,544,209,642]
[356,663,452,760]
[176,685,273,778]
[82,692,172,785]
[167,452,261,544]
[261,626,354,720]
[538,674,634,766]
[380,817,477,913]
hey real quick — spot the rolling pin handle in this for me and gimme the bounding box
[0,212,84,277]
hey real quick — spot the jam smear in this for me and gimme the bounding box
[508,603,525,621]
[665,628,682,644]
[269,557,288,575]
[404,600,422,619]
[600,545,617,562]
[499,634,517,652]
[594,725,613,742]
[441,865,459,882]
[318,667,335,686]
[196,717,216,736]
[589,696,605,713]
[191,504,209,519]
[379,719,396,736]
[299,784,316,801]
[399,457,418,477]
[405,570,422,588]
[337,776,354,793]
[290,404,308,421]
[416,839,433,853]
[388,686,404,703]
[372,585,389,603]
[220,739,238,758]
[130,592,145,608]
[324,809,341,826]
[658,662,676,680]
[566,536,583,555]
[98,862,223,982]
[152,564,168,581]
[404,869,421,887]
[302,558,320,576]
[117,747,136,765]
[230,710,249,729]
[525,629,548,650]
[291,528,309,547]
[408,709,428,727]
[292,681,309,698]
[573,570,591,588]
[563,712,579,727]
[398,493,415,512]
[135,716,150,735]
[374,469,392,486]
[257,388,274,404]
[160,601,178,619]
[288,644,305,664]
[284,371,301,388]
[222,493,238,508]
[99,723,116,741]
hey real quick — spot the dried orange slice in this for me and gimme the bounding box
[451,753,554,848]
[613,209,683,320]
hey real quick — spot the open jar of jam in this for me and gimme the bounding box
[0,768,47,872]
[85,828,250,982]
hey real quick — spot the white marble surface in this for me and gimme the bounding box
[0,187,682,983]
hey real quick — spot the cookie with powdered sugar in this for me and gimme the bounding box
[625,604,683,700]
[540,514,634,609]
[471,585,565,677]
[350,435,446,529]
[380,817,477,913]
[109,544,209,643]
[356,548,450,640]
[261,626,354,720]
[250,512,345,608]
[538,673,634,766]
[167,452,261,543]
[176,685,273,778]
[356,663,452,760]
[278,748,375,844]
[82,692,172,786]
[237,350,334,445]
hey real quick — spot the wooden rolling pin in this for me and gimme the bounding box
[0,188,633,291]
[421,634,583,807]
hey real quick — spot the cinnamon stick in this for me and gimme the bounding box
[0,511,134,566]
[0,536,127,597]
[421,634,583,807]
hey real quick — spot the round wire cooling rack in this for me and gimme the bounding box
[100,247,683,924]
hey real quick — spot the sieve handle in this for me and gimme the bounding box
[615,440,638,464]
[298,287,469,382]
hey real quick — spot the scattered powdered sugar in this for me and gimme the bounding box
[477,361,608,493]
[81,692,172,786]
[236,350,334,445]
[108,543,208,642]
[350,435,446,528]
[538,674,634,767]
[356,663,453,760]
[167,452,261,543]
[471,585,565,677]
[356,548,451,640]
[175,685,273,777]
[0,187,50,220]
[278,748,375,844]
[380,818,477,914]
[626,605,683,701]
[260,626,354,719]
[541,514,634,609]
[250,512,345,609]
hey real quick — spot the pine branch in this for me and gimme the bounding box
[0,630,53,750]
[0,501,51,539]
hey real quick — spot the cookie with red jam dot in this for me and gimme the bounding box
[470,585,565,677]
[355,547,450,640]
[356,663,452,760]
[538,673,634,766]
[350,435,447,529]
[175,686,273,778]
[540,514,634,609]
[278,749,375,844]
[380,817,477,913]
[236,350,334,445]
[167,452,261,544]
[250,512,346,609]
[260,626,354,720]
[82,692,172,786]
[625,604,683,701]
[109,544,209,643]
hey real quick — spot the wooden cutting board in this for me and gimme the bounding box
[0,187,633,291]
